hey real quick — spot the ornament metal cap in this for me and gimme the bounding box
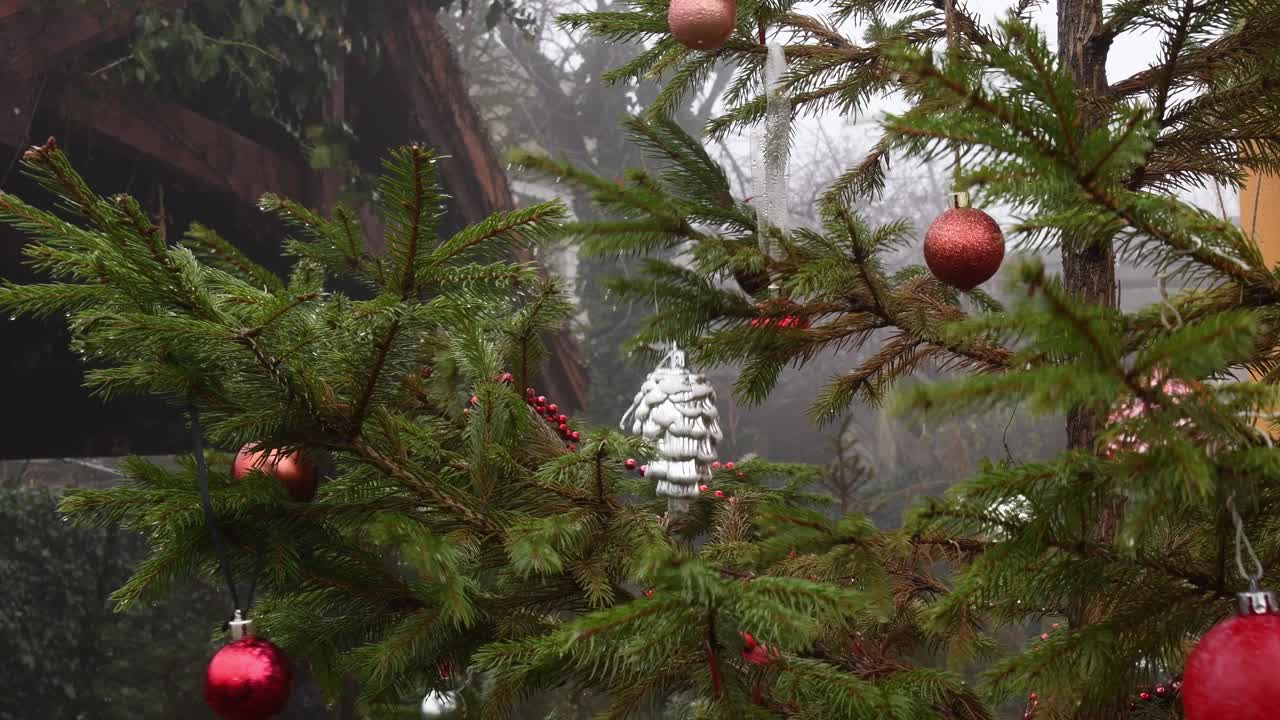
[1237,589,1280,615]
[228,609,254,640]
[949,191,971,209]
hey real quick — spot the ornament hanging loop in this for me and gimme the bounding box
[949,191,971,210]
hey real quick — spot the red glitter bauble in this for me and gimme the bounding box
[667,0,735,50]
[204,637,292,720]
[923,207,1005,291]
[233,445,319,502]
[1183,595,1280,720]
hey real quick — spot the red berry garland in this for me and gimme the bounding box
[750,299,811,330]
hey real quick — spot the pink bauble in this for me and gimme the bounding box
[1183,596,1280,720]
[1104,374,1199,456]
[668,0,736,50]
[923,207,1005,291]
[233,445,319,502]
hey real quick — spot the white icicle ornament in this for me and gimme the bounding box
[620,345,722,512]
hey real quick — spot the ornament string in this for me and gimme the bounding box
[1157,275,1182,331]
[1228,417,1271,591]
[943,0,962,188]
[189,403,246,615]
[1228,493,1265,591]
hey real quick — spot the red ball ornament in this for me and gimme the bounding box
[625,458,637,470]
[711,461,721,470]
[923,192,1005,292]
[558,414,568,424]
[725,462,734,470]
[233,445,319,502]
[667,0,735,50]
[205,637,292,720]
[536,395,547,405]
[1183,590,1280,720]
[548,403,558,414]
[699,484,709,493]
[570,430,581,441]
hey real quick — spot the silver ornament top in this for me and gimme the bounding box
[228,609,253,640]
[420,689,461,719]
[1238,590,1280,615]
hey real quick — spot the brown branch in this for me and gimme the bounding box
[237,293,319,341]
[348,320,403,439]
[348,437,497,533]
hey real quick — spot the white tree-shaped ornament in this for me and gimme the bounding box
[620,345,722,513]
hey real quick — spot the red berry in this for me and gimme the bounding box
[1156,686,1167,697]
[469,395,478,405]
[1051,623,1060,629]
[548,403,558,414]
[570,431,581,441]
[1140,692,1151,701]
[714,490,725,498]
[643,588,654,598]
[725,462,734,470]
[536,396,547,405]
[699,484,709,492]
[558,414,568,424]
[711,461,721,470]
[1029,693,1037,700]
[526,387,535,397]
[639,465,647,475]
[625,458,637,470]
[568,444,577,452]
[558,423,568,433]
[1040,633,1048,640]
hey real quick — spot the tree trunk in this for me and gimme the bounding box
[1058,0,1115,452]
[1058,2,1125,718]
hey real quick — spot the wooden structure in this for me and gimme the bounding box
[0,0,585,459]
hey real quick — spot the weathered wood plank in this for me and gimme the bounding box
[0,0,188,80]
[57,84,308,207]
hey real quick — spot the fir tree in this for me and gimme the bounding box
[3,0,1280,715]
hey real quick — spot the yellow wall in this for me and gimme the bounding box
[1244,172,1278,434]
[1243,171,1280,266]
